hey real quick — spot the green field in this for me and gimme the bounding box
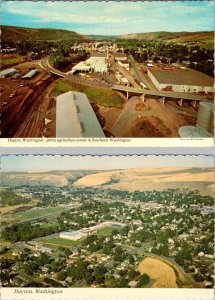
[14,206,66,221]
[43,237,81,247]
[1,55,23,67]
[97,226,122,236]
[50,79,123,108]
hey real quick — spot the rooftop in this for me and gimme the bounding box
[0,67,18,76]
[56,91,105,137]
[149,68,213,87]
[22,69,38,79]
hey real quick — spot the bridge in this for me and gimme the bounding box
[112,84,213,106]
[40,57,213,107]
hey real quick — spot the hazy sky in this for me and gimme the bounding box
[1,155,213,172]
[2,1,214,35]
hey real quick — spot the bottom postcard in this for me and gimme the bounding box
[0,154,214,300]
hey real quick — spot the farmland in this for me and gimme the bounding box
[137,257,177,288]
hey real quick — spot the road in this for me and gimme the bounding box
[128,55,155,90]
[113,61,140,88]
[112,84,213,102]
[40,57,111,89]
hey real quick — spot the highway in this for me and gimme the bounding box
[40,57,213,103]
[112,84,213,102]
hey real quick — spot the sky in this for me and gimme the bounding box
[2,1,214,35]
[1,155,214,172]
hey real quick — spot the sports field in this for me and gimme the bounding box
[97,226,122,236]
[14,207,66,221]
[42,237,81,248]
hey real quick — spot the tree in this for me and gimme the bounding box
[94,266,106,284]
[138,273,150,287]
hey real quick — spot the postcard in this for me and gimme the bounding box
[0,1,214,147]
[0,154,214,300]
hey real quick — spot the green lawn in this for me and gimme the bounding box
[43,237,81,247]
[50,79,123,108]
[14,207,66,221]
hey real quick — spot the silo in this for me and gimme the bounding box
[208,110,214,136]
[196,102,214,133]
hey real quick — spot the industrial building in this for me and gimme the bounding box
[179,101,214,137]
[115,56,127,62]
[0,67,19,78]
[115,73,130,86]
[148,68,213,93]
[59,231,86,241]
[59,221,126,241]
[68,55,108,75]
[22,69,38,79]
[55,91,105,137]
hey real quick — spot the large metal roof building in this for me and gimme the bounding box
[0,68,18,78]
[22,69,38,79]
[148,68,214,93]
[56,91,105,137]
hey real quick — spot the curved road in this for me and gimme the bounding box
[40,57,112,89]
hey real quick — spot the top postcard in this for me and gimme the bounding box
[1,1,214,147]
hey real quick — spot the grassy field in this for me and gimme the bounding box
[43,237,81,247]
[97,226,122,236]
[1,55,24,67]
[50,79,123,108]
[14,206,66,221]
[137,257,178,288]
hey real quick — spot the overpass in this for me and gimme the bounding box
[40,57,111,88]
[112,84,213,106]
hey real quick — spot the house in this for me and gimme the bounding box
[128,280,138,288]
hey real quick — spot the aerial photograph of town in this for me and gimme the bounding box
[0,1,214,138]
[0,155,214,288]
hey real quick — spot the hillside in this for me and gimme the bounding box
[73,167,214,195]
[1,25,87,42]
[1,170,101,187]
[119,31,214,48]
[2,168,214,195]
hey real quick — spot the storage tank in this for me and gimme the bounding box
[196,102,214,133]
[178,126,210,138]
[208,110,214,136]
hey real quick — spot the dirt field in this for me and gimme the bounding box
[137,257,177,288]
[110,96,197,137]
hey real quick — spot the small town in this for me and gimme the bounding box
[1,172,214,288]
[0,26,214,138]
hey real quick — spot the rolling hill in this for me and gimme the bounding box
[1,170,99,187]
[73,167,214,195]
[1,25,87,42]
[119,31,214,48]
[2,168,213,195]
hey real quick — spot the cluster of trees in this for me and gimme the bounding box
[0,190,30,207]
[117,39,213,76]
[1,222,59,242]
[49,49,88,69]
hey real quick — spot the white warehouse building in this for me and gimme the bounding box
[148,68,214,93]
[68,56,108,75]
